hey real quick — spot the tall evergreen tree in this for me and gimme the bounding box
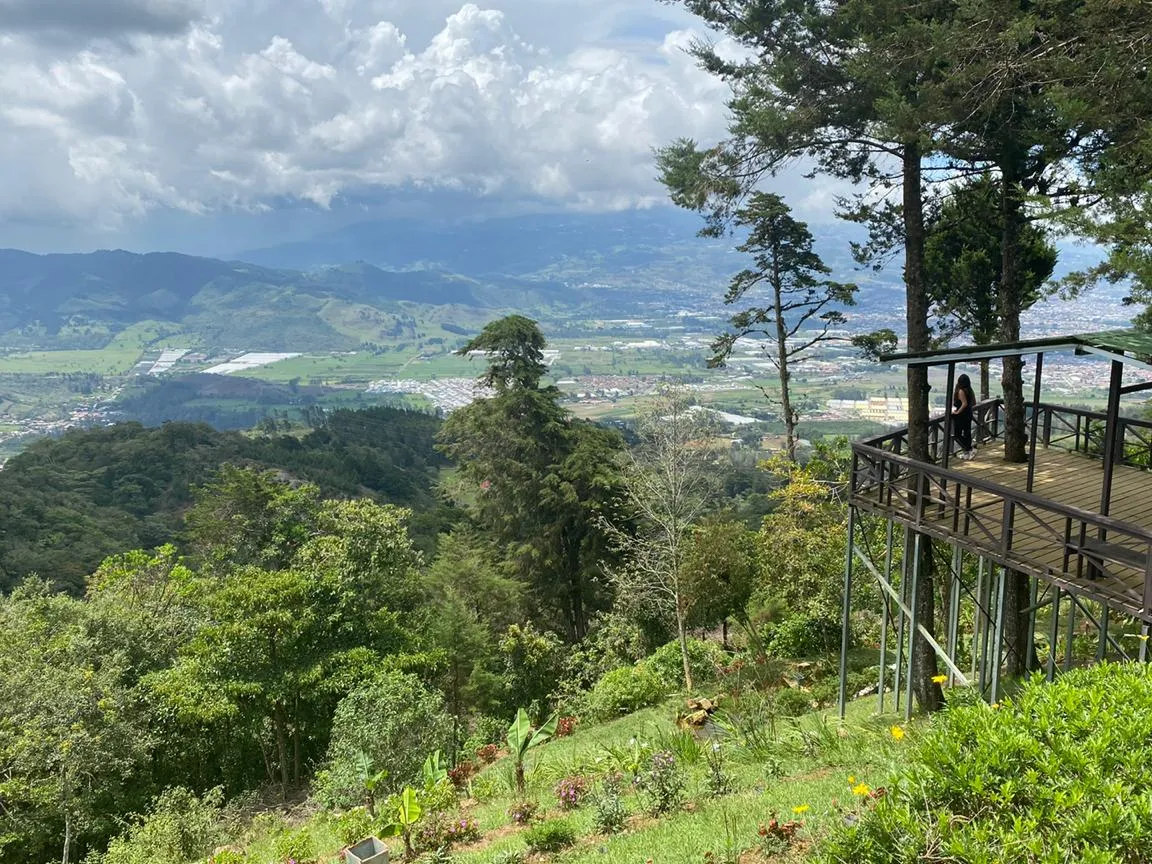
[711,193,857,460]
[925,175,1058,399]
[437,316,623,640]
[657,0,955,710]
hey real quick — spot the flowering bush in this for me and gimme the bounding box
[636,751,684,815]
[592,773,628,834]
[554,775,589,810]
[555,716,578,738]
[475,744,500,764]
[415,813,481,850]
[507,800,538,825]
[448,761,477,789]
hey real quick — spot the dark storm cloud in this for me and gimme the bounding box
[0,0,203,39]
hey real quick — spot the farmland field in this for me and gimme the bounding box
[0,348,143,375]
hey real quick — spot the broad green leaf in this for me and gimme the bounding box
[507,708,533,755]
[528,713,558,750]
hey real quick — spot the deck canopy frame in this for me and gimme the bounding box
[839,329,1152,719]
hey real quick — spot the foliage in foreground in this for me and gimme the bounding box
[819,664,1152,862]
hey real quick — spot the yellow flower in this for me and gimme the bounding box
[852,782,871,796]
[792,804,810,815]
[931,674,948,684]
[890,725,905,741]
[1139,634,1150,642]
[847,775,856,785]
[990,702,1000,710]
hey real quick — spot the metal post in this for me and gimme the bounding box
[905,533,922,721]
[1047,588,1060,682]
[1064,592,1077,673]
[990,568,1008,704]
[972,558,985,683]
[1142,622,1151,663]
[943,362,956,468]
[1096,603,1109,662]
[979,559,993,695]
[894,527,910,715]
[947,546,962,686]
[1099,359,1124,525]
[1026,575,1039,673]
[878,520,894,713]
[838,509,856,719]
[1026,353,1044,493]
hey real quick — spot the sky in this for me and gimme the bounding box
[0,0,833,255]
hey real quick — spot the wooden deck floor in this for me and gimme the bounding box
[937,446,1152,614]
[955,446,1152,530]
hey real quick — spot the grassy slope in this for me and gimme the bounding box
[226,696,907,864]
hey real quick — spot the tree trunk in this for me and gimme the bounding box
[676,606,694,692]
[273,704,291,799]
[999,152,1027,464]
[61,771,71,864]
[772,237,797,461]
[998,146,1034,675]
[293,726,302,787]
[903,142,944,713]
[980,359,991,402]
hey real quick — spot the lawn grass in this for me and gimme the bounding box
[226,694,910,864]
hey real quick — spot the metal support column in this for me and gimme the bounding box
[904,532,922,721]
[947,546,962,686]
[838,508,856,719]
[1064,593,1077,673]
[894,527,910,715]
[972,558,985,683]
[943,362,956,468]
[1026,352,1044,493]
[990,567,1008,704]
[878,520,893,714]
[1097,603,1110,663]
[1026,575,1039,673]
[1047,588,1060,682]
[1099,359,1124,526]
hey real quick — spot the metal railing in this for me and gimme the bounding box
[851,401,1152,621]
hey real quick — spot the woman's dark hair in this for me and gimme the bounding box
[956,374,976,400]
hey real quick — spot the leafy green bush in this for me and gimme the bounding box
[773,686,814,718]
[767,612,841,658]
[522,820,577,853]
[491,849,525,864]
[818,664,1152,862]
[331,807,375,847]
[87,787,224,864]
[271,828,316,864]
[636,751,685,816]
[592,774,628,834]
[582,665,666,721]
[644,638,727,690]
[315,671,453,808]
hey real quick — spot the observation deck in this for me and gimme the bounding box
[852,399,1152,621]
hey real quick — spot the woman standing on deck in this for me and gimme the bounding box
[953,373,976,460]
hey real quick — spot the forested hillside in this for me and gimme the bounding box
[0,406,451,594]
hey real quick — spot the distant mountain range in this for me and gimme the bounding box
[0,207,1117,354]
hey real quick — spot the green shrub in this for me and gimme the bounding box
[463,715,507,756]
[592,774,628,834]
[582,665,666,721]
[87,787,224,864]
[644,638,727,690]
[522,820,577,853]
[818,663,1152,862]
[207,850,247,864]
[271,828,316,864]
[773,686,814,718]
[636,751,685,816]
[331,807,375,847]
[767,613,841,658]
[315,671,453,809]
[491,849,526,864]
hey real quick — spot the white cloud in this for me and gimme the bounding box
[0,0,758,232]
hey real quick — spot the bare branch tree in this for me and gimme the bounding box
[603,386,718,691]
